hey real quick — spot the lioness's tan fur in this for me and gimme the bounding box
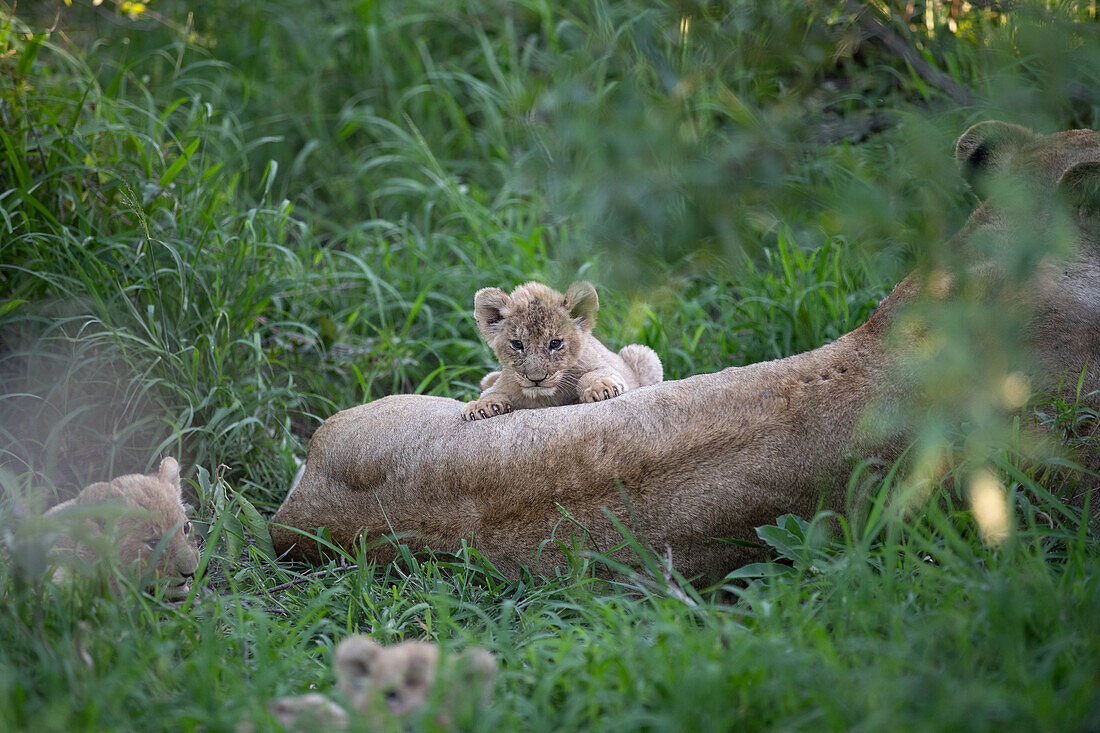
[272,124,1100,585]
[463,280,662,420]
[46,457,200,598]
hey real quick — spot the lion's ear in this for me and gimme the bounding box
[565,281,599,331]
[955,121,1036,197]
[402,649,434,690]
[455,648,497,696]
[1058,160,1100,216]
[335,637,382,693]
[157,457,182,500]
[473,287,511,341]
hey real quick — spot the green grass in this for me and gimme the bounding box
[2,0,1099,730]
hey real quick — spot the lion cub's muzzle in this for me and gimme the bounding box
[160,572,194,600]
[520,370,561,397]
[522,370,550,384]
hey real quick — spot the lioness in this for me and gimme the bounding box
[271,123,1100,585]
[463,280,662,420]
[45,456,200,599]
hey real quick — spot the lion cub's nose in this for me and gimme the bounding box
[527,373,547,384]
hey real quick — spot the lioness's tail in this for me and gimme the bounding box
[619,344,663,387]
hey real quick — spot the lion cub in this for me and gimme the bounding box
[44,457,200,599]
[463,280,662,421]
[336,637,496,721]
[262,637,496,730]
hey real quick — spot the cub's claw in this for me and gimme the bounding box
[463,396,513,421]
[580,375,627,403]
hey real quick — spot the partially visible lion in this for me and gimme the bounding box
[463,280,662,420]
[264,637,497,730]
[45,456,200,599]
[272,123,1100,584]
[337,636,496,720]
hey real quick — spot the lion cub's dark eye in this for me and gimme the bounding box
[510,339,523,351]
[549,339,563,350]
[183,521,192,535]
[146,537,160,550]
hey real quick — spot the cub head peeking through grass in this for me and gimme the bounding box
[44,456,200,599]
[464,280,662,420]
[263,637,497,730]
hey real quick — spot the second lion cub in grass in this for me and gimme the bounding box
[463,281,662,421]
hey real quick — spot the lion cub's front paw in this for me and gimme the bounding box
[462,395,514,421]
[580,374,627,403]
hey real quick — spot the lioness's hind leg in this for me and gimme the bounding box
[618,344,663,386]
[578,370,628,403]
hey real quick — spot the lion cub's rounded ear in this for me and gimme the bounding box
[335,636,382,690]
[157,457,182,497]
[473,287,511,340]
[955,121,1036,196]
[564,281,598,331]
[401,647,435,689]
[1058,160,1100,216]
[455,647,497,696]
